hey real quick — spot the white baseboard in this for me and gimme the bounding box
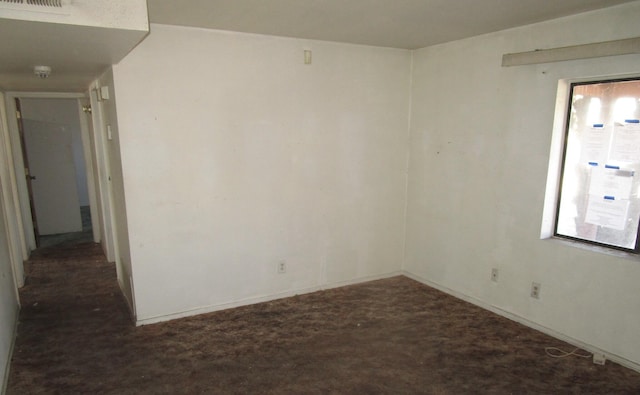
[135,271,403,327]
[2,307,19,395]
[402,271,640,374]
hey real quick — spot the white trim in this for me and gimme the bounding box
[502,37,640,66]
[539,78,570,240]
[5,92,84,99]
[0,93,27,288]
[4,91,89,254]
[544,236,640,262]
[0,150,22,295]
[541,71,640,260]
[3,95,36,252]
[88,85,116,262]
[135,271,402,326]
[403,271,640,374]
[76,98,101,244]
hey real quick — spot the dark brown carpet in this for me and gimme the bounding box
[7,240,640,394]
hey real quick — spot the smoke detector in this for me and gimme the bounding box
[34,65,51,79]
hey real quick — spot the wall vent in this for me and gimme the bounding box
[0,0,70,14]
[2,0,63,6]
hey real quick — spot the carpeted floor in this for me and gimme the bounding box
[7,239,640,394]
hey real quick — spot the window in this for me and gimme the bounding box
[555,78,640,252]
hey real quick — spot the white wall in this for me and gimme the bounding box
[0,184,18,392]
[95,69,135,317]
[0,94,19,392]
[112,24,412,323]
[405,2,640,368]
[0,94,26,286]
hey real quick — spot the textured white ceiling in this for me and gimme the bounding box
[0,19,148,92]
[1,0,637,92]
[147,0,637,49]
[0,0,148,92]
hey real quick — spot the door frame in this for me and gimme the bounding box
[77,98,102,244]
[4,92,102,254]
[87,86,117,262]
[13,98,41,246]
[0,92,27,290]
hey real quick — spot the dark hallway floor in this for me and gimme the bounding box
[6,239,640,394]
[37,205,93,249]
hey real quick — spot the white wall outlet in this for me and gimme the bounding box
[491,268,499,282]
[100,85,110,101]
[593,353,606,365]
[278,260,286,274]
[531,282,541,299]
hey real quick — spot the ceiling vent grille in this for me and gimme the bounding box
[27,0,63,6]
[0,0,70,14]
[1,0,63,6]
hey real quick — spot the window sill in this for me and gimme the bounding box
[544,236,640,262]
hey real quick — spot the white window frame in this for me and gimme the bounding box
[541,73,640,257]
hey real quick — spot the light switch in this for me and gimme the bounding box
[100,86,110,100]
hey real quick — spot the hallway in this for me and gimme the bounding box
[7,238,132,393]
[6,238,640,393]
[37,206,94,249]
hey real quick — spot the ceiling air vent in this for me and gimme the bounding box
[28,0,63,6]
[0,0,69,14]
[1,0,63,6]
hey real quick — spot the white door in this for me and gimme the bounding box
[22,118,82,235]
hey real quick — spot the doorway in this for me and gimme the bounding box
[11,95,97,250]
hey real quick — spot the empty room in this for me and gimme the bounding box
[1,0,640,393]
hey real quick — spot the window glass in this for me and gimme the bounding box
[556,79,640,251]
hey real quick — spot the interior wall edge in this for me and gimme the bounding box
[135,270,403,327]
[116,276,135,323]
[1,306,19,395]
[1,94,32,258]
[402,270,640,374]
[0,93,25,287]
[400,49,415,273]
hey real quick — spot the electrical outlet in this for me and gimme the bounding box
[531,282,541,299]
[593,353,606,365]
[278,261,286,274]
[491,268,499,282]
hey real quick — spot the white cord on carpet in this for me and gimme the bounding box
[545,347,591,359]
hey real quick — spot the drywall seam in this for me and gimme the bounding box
[136,271,402,326]
[403,271,640,374]
[400,49,414,272]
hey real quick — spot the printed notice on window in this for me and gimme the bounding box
[580,125,610,165]
[588,166,634,199]
[610,122,640,163]
[585,196,630,230]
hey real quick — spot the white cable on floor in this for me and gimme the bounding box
[545,347,591,359]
